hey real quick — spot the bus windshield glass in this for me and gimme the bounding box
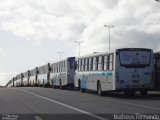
[119,50,151,67]
[68,57,75,69]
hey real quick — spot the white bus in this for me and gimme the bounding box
[15,74,21,87]
[29,68,39,86]
[74,48,154,96]
[50,57,75,89]
[23,71,30,86]
[37,63,51,87]
[6,79,13,87]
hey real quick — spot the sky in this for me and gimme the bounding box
[0,0,160,86]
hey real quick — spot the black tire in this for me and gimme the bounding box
[44,83,50,88]
[34,83,38,87]
[140,90,147,95]
[80,88,85,93]
[59,79,63,89]
[124,90,135,97]
[70,84,74,90]
[97,81,104,96]
[78,80,81,90]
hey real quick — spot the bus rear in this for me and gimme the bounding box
[116,48,154,95]
[67,57,75,88]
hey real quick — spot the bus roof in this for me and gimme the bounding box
[50,57,75,65]
[77,48,152,59]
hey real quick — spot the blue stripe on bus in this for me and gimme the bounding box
[80,72,113,87]
[80,72,113,77]
[106,73,112,76]
[81,80,87,89]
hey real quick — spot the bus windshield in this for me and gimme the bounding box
[68,57,75,69]
[119,50,151,67]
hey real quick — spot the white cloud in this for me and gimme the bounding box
[79,0,160,55]
[0,48,6,57]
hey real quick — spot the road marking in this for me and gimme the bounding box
[34,116,43,120]
[104,98,160,110]
[15,88,108,120]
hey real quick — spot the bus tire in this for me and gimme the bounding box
[81,88,85,93]
[78,80,81,90]
[140,90,147,95]
[59,79,63,89]
[97,81,104,96]
[124,90,135,97]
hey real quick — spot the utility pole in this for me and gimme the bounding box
[104,25,114,50]
[57,51,64,60]
[74,41,83,57]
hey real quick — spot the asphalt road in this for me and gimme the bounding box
[0,87,160,120]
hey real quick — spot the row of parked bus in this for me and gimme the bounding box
[6,48,160,96]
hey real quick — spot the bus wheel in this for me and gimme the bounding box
[78,80,81,90]
[80,88,85,93]
[97,81,104,96]
[59,79,63,89]
[140,90,147,95]
[124,90,135,97]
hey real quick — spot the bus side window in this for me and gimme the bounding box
[62,62,64,72]
[63,61,65,72]
[98,56,103,71]
[52,64,54,73]
[51,64,53,73]
[81,59,84,71]
[78,60,81,71]
[87,58,89,71]
[54,64,56,73]
[53,64,55,73]
[102,56,104,70]
[60,62,62,72]
[59,62,61,72]
[93,57,98,71]
[64,61,66,72]
[84,59,86,71]
[85,58,89,71]
[56,63,58,73]
[55,64,57,73]
[60,63,62,72]
[104,55,108,70]
[45,66,47,74]
[109,54,114,71]
[57,63,59,72]
[61,62,63,72]
[81,59,83,71]
[89,58,93,71]
[59,63,61,72]
[83,59,85,71]
[77,60,79,71]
